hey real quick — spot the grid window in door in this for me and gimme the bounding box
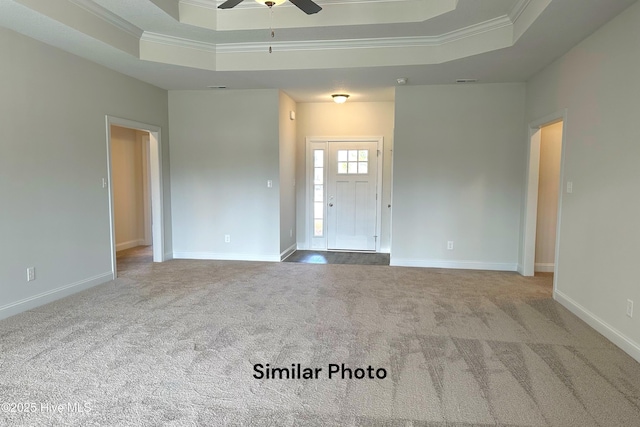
[313,149,324,237]
[337,149,369,174]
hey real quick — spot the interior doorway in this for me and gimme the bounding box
[106,117,165,279]
[306,137,384,252]
[110,125,152,268]
[522,111,567,285]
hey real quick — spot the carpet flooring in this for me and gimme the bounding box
[1,256,639,426]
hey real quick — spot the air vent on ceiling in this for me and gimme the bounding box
[456,79,478,83]
[207,85,227,89]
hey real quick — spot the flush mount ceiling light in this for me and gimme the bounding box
[332,94,350,104]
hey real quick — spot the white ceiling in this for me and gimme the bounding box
[0,0,637,102]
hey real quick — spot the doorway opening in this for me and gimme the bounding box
[305,137,384,253]
[106,117,165,279]
[521,111,567,290]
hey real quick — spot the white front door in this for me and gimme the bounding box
[327,141,379,251]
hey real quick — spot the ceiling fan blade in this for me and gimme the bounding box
[218,0,245,9]
[289,0,322,15]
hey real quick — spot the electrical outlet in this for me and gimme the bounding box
[224,234,231,243]
[289,229,293,238]
[447,241,454,250]
[26,267,35,282]
[567,181,573,193]
[627,299,634,318]
[267,180,273,188]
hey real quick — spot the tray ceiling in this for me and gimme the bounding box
[0,0,636,101]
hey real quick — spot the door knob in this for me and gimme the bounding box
[329,203,334,207]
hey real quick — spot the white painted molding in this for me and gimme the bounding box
[68,0,143,38]
[116,239,146,252]
[141,32,218,53]
[534,263,555,273]
[280,244,297,261]
[173,252,280,262]
[0,273,112,321]
[509,0,532,22]
[390,258,518,272]
[555,290,640,364]
[219,16,512,54]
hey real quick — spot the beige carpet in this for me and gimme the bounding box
[1,258,639,426]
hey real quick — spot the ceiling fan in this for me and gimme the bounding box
[218,0,322,15]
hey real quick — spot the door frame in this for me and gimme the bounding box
[106,116,165,279]
[521,110,567,292]
[305,136,384,252]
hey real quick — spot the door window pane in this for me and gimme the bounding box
[313,149,324,237]
[337,149,369,175]
[314,150,324,168]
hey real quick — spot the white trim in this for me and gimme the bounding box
[522,109,567,282]
[509,0,532,22]
[0,273,112,321]
[280,244,297,261]
[173,252,280,262]
[143,14,514,55]
[217,17,512,53]
[141,32,218,53]
[306,137,385,253]
[68,0,143,38]
[390,258,518,272]
[116,239,146,252]
[534,263,555,273]
[555,290,640,364]
[106,116,166,280]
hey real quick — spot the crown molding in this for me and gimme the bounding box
[141,32,218,53]
[67,0,143,38]
[438,15,512,43]
[217,15,513,53]
[509,0,532,22]
[181,0,219,11]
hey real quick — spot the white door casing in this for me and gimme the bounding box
[106,116,165,278]
[305,137,383,252]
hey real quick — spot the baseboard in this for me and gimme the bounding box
[0,272,113,321]
[173,252,280,262]
[164,251,174,261]
[116,239,145,252]
[390,258,518,272]
[535,263,555,273]
[555,290,640,363]
[517,264,525,275]
[280,244,297,261]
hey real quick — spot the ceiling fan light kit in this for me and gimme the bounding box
[219,0,322,15]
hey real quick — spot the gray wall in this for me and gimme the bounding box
[391,83,526,270]
[0,27,170,319]
[168,89,281,261]
[525,1,640,359]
